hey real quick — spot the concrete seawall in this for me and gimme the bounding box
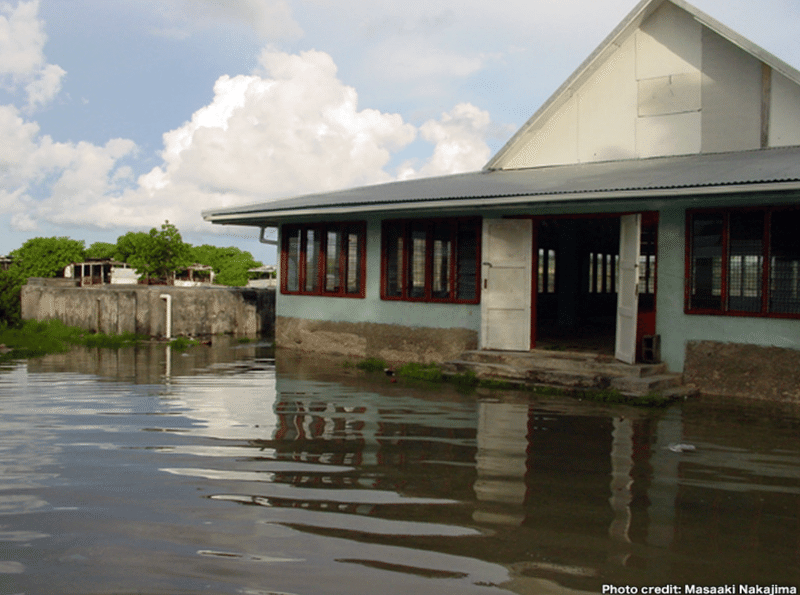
[21,279,275,338]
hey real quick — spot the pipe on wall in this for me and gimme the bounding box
[160,294,172,339]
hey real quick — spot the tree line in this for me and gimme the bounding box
[0,221,263,326]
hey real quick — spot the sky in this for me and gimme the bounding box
[1,0,799,263]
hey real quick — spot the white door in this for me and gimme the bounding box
[615,214,641,364]
[481,219,532,351]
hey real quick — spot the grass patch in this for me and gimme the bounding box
[169,336,200,350]
[236,337,253,344]
[355,357,388,373]
[397,362,443,382]
[0,319,148,362]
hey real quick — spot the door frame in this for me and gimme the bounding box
[521,212,658,361]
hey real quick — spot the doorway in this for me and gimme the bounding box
[531,213,657,360]
[480,213,657,363]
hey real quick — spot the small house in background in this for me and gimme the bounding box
[64,259,138,286]
[203,0,800,399]
[247,265,277,288]
[174,264,215,287]
[0,256,13,271]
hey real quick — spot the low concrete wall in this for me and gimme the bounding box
[684,341,800,401]
[276,316,478,364]
[22,280,275,338]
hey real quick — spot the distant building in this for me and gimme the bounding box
[174,264,215,287]
[247,265,277,288]
[0,256,12,271]
[65,259,137,286]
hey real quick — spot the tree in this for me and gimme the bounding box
[122,221,191,283]
[191,244,262,286]
[1,237,86,325]
[8,237,86,279]
[85,241,118,260]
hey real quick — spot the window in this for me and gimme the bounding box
[381,218,480,303]
[539,248,557,294]
[281,222,365,297]
[686,207,800,317]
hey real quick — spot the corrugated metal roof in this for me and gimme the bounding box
[203,146,800,225]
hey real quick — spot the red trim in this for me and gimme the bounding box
[380,217,481,304]
[530,222,539,349]
[280,221,366,298]
[685,205,800,319]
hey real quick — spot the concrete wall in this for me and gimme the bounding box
[276,316,477,364]
[21,280,275,338]
[684,341,800,401]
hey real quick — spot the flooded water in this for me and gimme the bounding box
[1,340,799,595]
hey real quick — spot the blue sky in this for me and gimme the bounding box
[1,0,799,263]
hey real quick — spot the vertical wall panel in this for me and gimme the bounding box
[505,96,578,168]
[578,35,638,163]
[636,2,701,79]
[769,71,800,147]
[637,111,701,158]
[701,27,761,153]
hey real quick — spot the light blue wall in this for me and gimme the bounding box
[657,200,800,371]
[276,193,800,371]
[276,215,481,332]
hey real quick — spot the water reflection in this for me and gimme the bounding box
[1,346,798,594]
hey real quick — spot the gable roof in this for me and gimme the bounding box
[203,146,800,226]
[203,0,800,229]
[485,0,800,170]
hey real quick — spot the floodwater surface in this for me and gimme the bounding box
[1,341,799,595]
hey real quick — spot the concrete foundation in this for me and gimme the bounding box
[684,341,800,401]
[276,316,478,364]
[21,279,274,338]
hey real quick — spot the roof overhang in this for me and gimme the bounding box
[203,147,800,228]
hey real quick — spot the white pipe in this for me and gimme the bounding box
[160,294,172,339]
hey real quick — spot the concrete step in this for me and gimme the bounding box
[443,349,692,399]
[457,350,667,378]
[609,374,682,396]
[442,360,528,381]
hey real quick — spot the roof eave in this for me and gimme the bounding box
[204,180,800,227]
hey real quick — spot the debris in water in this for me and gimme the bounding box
[668,443,696,453]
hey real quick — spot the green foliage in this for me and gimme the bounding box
[85,242,118,260]
[0,270,23,326]
[191,244,262,286]
[122,221,192,282]
[397,362,443,382]
[1,237,86,326]
[0,319,147,362]
[355,357,388,372]
[114,231,150,264]
[169,336,199,350]
[448,369,479,387]
[9,237,86,279]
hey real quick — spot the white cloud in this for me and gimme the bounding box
[0,104,137,231]
[397,103,493,180]
[0,0,65,109]
[3,45,497,236]
[123,49,420,229]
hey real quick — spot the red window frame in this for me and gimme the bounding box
[380,217,481,304]
[685,205,800,319]
[281,221,366,298]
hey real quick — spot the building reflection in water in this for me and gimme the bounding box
[24,346,798,591]
[268,363,799,590]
